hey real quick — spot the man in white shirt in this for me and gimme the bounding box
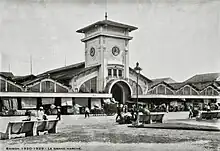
[37,106,45,120]
[85,106,90,118]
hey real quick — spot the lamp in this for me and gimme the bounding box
[134,62,142,126]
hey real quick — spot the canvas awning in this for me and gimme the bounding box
[126,100,146,105]
[103,99,110,104]
[61,97,73,106]
[21,98,37,109]
[42,98,55,105]
[74,104,82,108]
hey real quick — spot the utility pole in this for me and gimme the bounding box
[65,55,66,67]
[105,0,108,20]
[30,55,33,74]
[8,64,10,72]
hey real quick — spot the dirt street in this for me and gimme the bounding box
[0,115,220,151]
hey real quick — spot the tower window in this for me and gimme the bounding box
[108,69,112,76]
[113,69,117,77]
[118,70,122,77]
[103,37,105,44]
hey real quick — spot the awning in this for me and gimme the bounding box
[50,104,56,109]
[61,97,73,106]
[0,92,112,98]
[216,99,220,103]
[126,100,146,105]
[103,99,111,104]
[2,98,18,110]
[74,104,82,108]
[132,94,220,99]
[111,98,118,104]
[21,98,37,109]
[42,98,55,105]
[126,100,135,104]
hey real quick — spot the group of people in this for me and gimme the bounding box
[24,106,62,121]
[188,104,216,119]
[116,104,129,121]
[116,103,151,124]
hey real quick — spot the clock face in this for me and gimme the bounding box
[90,47,95,57]
[112,46,120,56]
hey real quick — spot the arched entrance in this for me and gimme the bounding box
[111,83,123,104]
[106,80,132,104]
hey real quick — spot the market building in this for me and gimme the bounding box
[0,16,220,115]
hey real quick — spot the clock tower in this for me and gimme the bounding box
[76,16,137,92]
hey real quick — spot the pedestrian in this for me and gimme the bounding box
[37,106,45,120]
[207,104,211,112]
[56,106,61,120]
[166,104,169,113]
[142,105,150,124]
[85,106,90,118]
[23,110,32,121]
[116,103,122,122]
[188,106,193,119]
[131,105,136,120]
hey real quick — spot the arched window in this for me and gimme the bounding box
[79,77,97,93]
[0,79,6,92]
[41,81,54,92]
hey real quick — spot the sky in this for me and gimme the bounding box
[0,0,219,82]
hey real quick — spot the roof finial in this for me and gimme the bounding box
[105,12,107,20]
[30,54,33,75]
[105,0,108,20]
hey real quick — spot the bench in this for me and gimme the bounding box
[139,112,165,124]
[36,120,59,135]
[1,119,59,139]
[198,111,220,120]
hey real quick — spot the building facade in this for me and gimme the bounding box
[0,17,220,114]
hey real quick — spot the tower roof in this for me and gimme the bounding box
[76,19,138,33]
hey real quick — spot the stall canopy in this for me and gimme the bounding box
[42,98,55,105]
[126,100,146,105]
[21,98,37,109]
[74,104,82,108]
[103,99,111,104]
[61,97,73,106]
[111,98,118,104]
[2,98,18,110]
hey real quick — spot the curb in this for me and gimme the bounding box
[128,123,220,132]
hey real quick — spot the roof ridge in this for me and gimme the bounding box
[151,77,173,80]
[37,61,85,77]
[194,72,220,76]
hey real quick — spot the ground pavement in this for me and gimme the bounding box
[0,115,220,151]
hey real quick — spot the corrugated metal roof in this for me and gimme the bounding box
[37,62,85,77]
[13,74,36,84]
[169,83,185,90]
[149,81,176,90]
[190,82,219,91]
[151,77,176,84]
[0,72,14,79]
[185,72,220,83]
[24,63,100,86]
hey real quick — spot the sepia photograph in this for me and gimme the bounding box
[0,0,220,150]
